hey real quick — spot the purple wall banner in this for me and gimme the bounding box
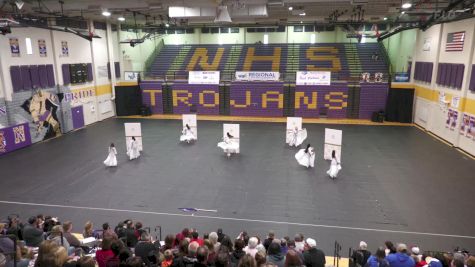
[230,82,284,117]
[294,83,348,118]
[0,123,32,156]
[140,81,164,114]
[359,83,388,119]
[171,83,220,115]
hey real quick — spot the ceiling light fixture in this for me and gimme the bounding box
[102,10,111,17]
[383,17,388,20]
[401,2,412,9]
[299,12,306,16]
[401,11,405,14]
[118,17,125,21]
[288,6,293,11]
[165,23,170,27]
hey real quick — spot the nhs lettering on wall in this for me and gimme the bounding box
[188,71,220,85]
[235,72,280,82]
[296,71,331,85]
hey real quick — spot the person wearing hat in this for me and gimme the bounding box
[386,244,415,267]
[303,238,325,267]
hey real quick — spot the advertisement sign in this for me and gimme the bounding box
[296,71,331,85]
[235,71,280,82]
[188,71,220,85]
[0,123,32,156]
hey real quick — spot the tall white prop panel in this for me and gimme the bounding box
[124,123,143,151]
[223,124,240,153]
[182,114,198,139]
[324,128,342,162]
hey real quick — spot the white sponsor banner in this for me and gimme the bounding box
[235,71,280,81]
[296,71,331,85]
[188,71,220,84]
[124,71,140,81]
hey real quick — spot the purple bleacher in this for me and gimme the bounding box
[294,83,349,118]
[469,65,475,92]
[230,82,284,117]
[359,83,388,119]
[140,81,164,114]
[171,82,220,115]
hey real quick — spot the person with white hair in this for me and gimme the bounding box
[352,241,372,267]
[386,243,415,267]
[303,238,326,267]
[243,237,259,257]
[209,232,221,253]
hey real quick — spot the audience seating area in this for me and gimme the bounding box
[1,213,473,267]
[147,43,389,82]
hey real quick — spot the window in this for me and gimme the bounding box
[310,33,316,44]
[247,28,256,33]
[186,28,195,34]
[276,25,286,32]
[263,34,269,44]
[304,25,314,32]
[210,28,219,34]
[25,38,33,55]
[220,27,230,33]
[293,26,303,32]
[201,27,210,34]
[230,27,239,33]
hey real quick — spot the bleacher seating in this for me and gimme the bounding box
[147,43,389,81]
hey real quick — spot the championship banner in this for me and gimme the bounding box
[188,71,220,85]
[235,71,280,82]
[296,71,331,85]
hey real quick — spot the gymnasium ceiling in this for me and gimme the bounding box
[1,0,474,29]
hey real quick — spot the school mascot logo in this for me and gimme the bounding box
[13,125,26,144]
[0,131,6,152]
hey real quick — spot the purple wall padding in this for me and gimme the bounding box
[415,62,433,83]
[439,63,447,86]
[140,81,164,114]
[115,62,121,78]
[20,66,32,90]
[29,65,40,89]
[10,66,23,92]
[86,63,93,82]
[38,65,48,88]
[427,63,433,83]
[230,82,284,117]
[445,64,453,87]
[294,83,349,118]
[62,64,71,85]
[436,64,442,84]
[359,83,388,119]
[455,64,464,89]
[107,62,111,79]
[469,65,475,91]
[171,82,220,115]
[46,64,55,87]
[0,123,32,156]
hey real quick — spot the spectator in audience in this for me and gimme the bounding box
[385,242,397,256]
[238,254,257,267]
[125,220,138,247]
[294,235,304,253]
[255,251,267,267]
[34,240,69,267]
[281,238,289,255]
[425,254,443,267]
[302,238,325,267]
[162,234,176,253]
[231,239,246,267]
[386,244,415,267]
[0,229,30,267]
[43,216,59,233]
[48,225,73,255]
[205,239,217,265]
[96,236,115,267]
[191,231,204,246]
[77,256,96,267]
[217,229,225,243]
[466,256,475,267]
[134,222,144,239]
[195,246,209,267]
[263,231,275,252]
[216,251,230,267]
[351,241,371,267]
[126,257,144,267]
[22,216,44,247]
[284,249,303,267]
[221,236,234,252]
[176,228,191,245]
[171,239,190,267]
[114,221,126,239]
[102,223,118,240]
[244,237,259,257]
[209,232,221,253]
[267,242,285,267]
[62,221,81,248]
[163,250,174,267]
[105,240,121,267]
[367,247,389,267]
[182,241,199,267]
[83,221,94,238]
[6,216,22,240]
[135,231,159,266]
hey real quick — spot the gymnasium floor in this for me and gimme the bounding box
[1,118,475,254]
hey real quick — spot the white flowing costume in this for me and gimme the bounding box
[127,139,140,160]
[103,147,117,167]
[287,128,307,147]
[295,147,315,168]
[326,158,341,178]
[180,127,196,143]
[217,136,239,155]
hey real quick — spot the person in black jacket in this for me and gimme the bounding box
[22,216,44,247]
[194,246,209,267]
[263,231,275,251]
[351,241,371,267]
[230,239,246,267]
[303,238,325,267]
[135,232,159,266]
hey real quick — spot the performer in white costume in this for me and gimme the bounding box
[287,127,307,147]
[326,150,341,179]
[103,143,118,167]
[217,132,239,157]
[180,124,197,143]
[295,144,315,168]
[127,137,140,160]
